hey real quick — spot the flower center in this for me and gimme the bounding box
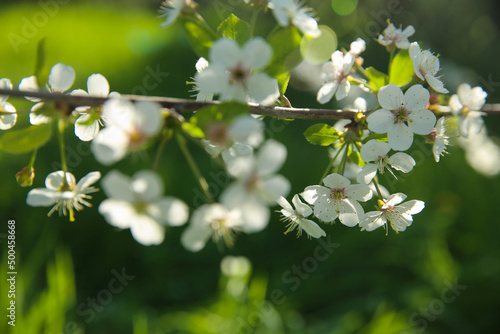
[331,188,345,199]
[134,201,148,213]
[393,106,409,123]
[129,129,147,148]
[208,122,229,146]
[230,64,249,84]
[245,173,260,191]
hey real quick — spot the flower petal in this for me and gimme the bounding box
[48,63,75,92]
[357,163,378,185]
[242,37,273,70]
[26,188,60,207]
[384,193,407,207]
[154,197,189,226]
[345,184,372,202]
[98,199,135,229]
[378,84,404,110]
[408,109,436,135]
[181,224,211,252]
[317,82,338,104]
[247,73,279,106]
[135,101,163,135]
[91,127,128,165]
[360,139,391,162]
[259,174,291,203]
[388,123,413,151]
[323,173,350,189]
[399,199,425,215]
[301,185,330,205]
[75,171,101,192]
[45,171,75,190]
[404,84,430,111]
[367,109,395,134]
[101,170,134,201]
[131,170,164,202]
[87,73,110,97]
[210,38,241,68]
[256,139,287,177]
[387,153,415,173]
[314,196,338,223]
[292,194,312,217]
[129,214,165,246]
[300,218,326,238]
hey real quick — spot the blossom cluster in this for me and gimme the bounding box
[0,1,497,252]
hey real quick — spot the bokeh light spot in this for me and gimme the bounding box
[331,0,358,16]
[300,25,337,64]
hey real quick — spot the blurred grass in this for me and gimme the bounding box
[1,1,500,334]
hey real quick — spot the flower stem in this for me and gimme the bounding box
[152,126,172,172]
[28,148,37,169]
[249,8,261,37]
[372,178,385,200]
[175,131,214,203]
[339,143,350,176]
[388,49,395,79]
[57,118,69,185]
[319,143,345,183]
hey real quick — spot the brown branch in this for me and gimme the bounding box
[1,88,499,120]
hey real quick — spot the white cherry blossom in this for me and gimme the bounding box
[202,114,264,158]
[19,63,76,125]
[159,0,189,28]
[377,23,415,50]
[193,57,213,102]
[26,171,100,222]
[430,117,450,162]
[367,84,436,151]
[449,83,487,138]
[91,99,163,165]
[221,139,290,233]
[99,170,189,246]
[278,195,326,238]
[195,38,279,105]
[181,203,243,252]
[72,73,113,141]
[357,139,416,184]
[0,78,17,130]
[268,0,321,38]
[349,38,366,56]
[317,51,355,103]
[302,173,372,226]
[409,42,448,94]
[360,193,424,233]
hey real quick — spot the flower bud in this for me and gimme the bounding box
[16,166,35,187]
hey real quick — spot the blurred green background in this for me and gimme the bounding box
[1,0,499,333]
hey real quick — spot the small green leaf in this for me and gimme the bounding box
[389,49,414,87]
[34,38,47,88]
[304,123,339,146]
[0,124,52,154]
[277,72,291,97]
[180,19,217,58]
[217,14,251,45]
[366,67,388,92]
[348,149,365,167]
[266,27,303,78]
[181,122,205,139]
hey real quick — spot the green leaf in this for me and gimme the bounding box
[304,123,339,146]
[366,67,388,92]
[180,19,217,58]
[348,149,365,167]
[389,49,415,87]
[0,124,52,154]
[266,27,303,78]
[181,122,205,139]
[34,38,47,88]
[277,72,291,97]
[217,14,251,45]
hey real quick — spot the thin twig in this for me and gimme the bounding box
[1,88,499,120]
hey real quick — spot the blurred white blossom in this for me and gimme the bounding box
[99,170,188,246]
